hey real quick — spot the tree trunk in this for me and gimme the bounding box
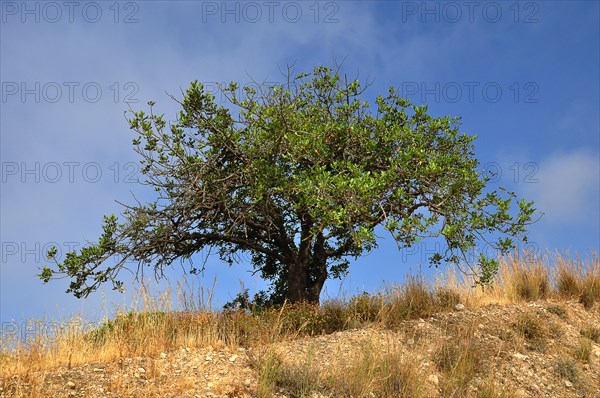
[287,260,308,303]
[286,232,328,304]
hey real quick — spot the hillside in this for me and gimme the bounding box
[1,254,599,397]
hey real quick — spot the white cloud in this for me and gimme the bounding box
[523,150,600,225]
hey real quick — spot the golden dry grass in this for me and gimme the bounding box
[1,251,598,397]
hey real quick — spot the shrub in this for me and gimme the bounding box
[546,305,567,318]
[554,357,578,384]
[382,275,436,327]
[514,267,549,301]
[515,314,547,351]
[556,268,581,298]
[580,325,600,343]
[435,287,462,309]
[349,292,383,323]
[573,338,592,362]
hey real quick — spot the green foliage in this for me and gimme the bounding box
[40,64,537,303]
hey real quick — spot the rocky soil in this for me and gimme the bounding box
[2,300,599,397]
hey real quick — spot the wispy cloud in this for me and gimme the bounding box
[523,150,600,226]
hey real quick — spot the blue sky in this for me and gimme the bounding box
[1,1,599,326]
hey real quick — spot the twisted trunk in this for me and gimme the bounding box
[287,230,328,304]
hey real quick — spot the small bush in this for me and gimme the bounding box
[349,292,382,323]
[382,275,435,327]
[433,342,462,373]
[548,322,564,339]
[579,289,596,309]
[556,268,581,298]
[433,330,481,395]
[476,381,516,398]
[546,305,567,318]
[498,329,514,342]
[514,267,549,301]
[573,338,592,362]
[515,314,547,351]
[331,344,424,398]
[580,325,600,343]
[580,259,600,309]
[257,352,283,398]
[275,301,352,337]
[435,287,462,309]
[554,357,578,384]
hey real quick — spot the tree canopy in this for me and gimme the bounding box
[40,65,537,304]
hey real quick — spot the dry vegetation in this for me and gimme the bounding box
[1,252,599,397]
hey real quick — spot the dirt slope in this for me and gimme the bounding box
[2,300,599,398]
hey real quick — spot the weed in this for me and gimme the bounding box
[433,326,481,396]
[435,287,462,309]
[573,338,592,362]
[580,325,600,343]
[554,357,578,384]
[257,352,283,398]
[514,314,547,351]
[546,305,567,318]
[556,267,581,298]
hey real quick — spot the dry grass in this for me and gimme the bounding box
[256,340,426,398]
[433,323,482,397]
[1,251,598,396]
[441,251,599,307]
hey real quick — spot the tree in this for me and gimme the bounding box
[40,65,537,304]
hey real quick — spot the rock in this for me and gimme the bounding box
[92,368,104,373]
[137,367,146,374]
[514,388,527,397]
[406,338,415,346]
[229,354,238,362]
[531,383,540,392]
[454,303,465,311]
[160,352,167,359]
[243,378,252,387]
[428,374,439,385]
[512,353,528,360]
[564,380,573,388]
[205,356,213,361]
[66,381,76,389]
